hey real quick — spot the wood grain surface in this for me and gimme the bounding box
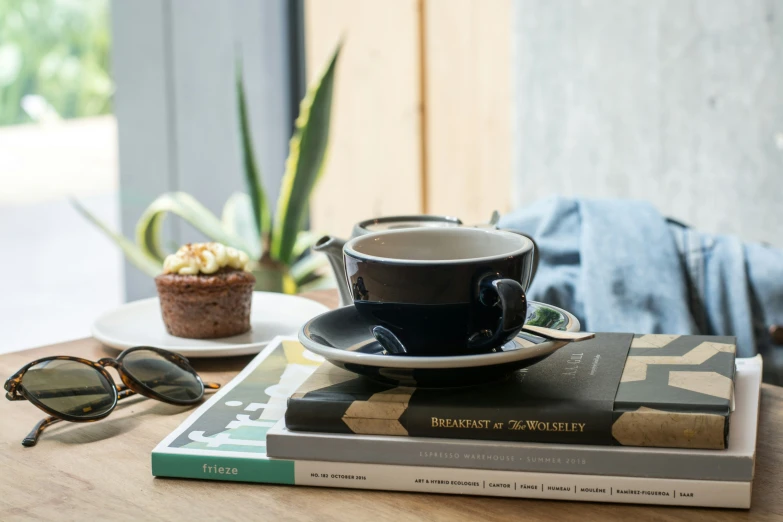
[0,289,781,521]
[423,0,513,225]
[305,0,423,239]
[305,0,514,236]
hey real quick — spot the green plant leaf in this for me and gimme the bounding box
[290,252,329,286]
[291,230,320,261]
[222,192,262,259]
[70,198,162,277]
[270,43,341,265]
[298,274,337,293]
[251,267,285,293]
[236,61,272,247]
[136,192,252,262]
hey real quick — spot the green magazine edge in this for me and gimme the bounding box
[151,451,296,485]
[150,335,306,485]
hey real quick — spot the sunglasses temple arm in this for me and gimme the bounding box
[204,382,221,390]
[22,416,62,447]
[116,386,138,400]
[23,386,142,447]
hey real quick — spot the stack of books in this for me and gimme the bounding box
[152,335,761,509]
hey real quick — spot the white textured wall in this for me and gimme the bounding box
[513,0,783,245]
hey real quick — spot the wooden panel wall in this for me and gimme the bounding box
[305,0,512,237]
[423,0,512,225]
[305,0,424,239]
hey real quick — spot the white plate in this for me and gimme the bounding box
[92,292,329,357]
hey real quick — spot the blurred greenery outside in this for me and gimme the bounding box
[0,0,112,127]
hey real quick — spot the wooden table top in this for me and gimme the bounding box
[1,289,781,521]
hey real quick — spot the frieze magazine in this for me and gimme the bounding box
[151,337,760,509]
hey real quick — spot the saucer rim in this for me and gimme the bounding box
[299,301,579,370]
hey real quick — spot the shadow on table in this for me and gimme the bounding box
[189,354,255,373]
[31,395,197,447]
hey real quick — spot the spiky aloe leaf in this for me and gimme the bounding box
[298,275,337,293]
[70,198,162,277]
[270,43,341,264]
[289,252,329,286]
[236,62,272,246]
[136,192,252,262]
[222,192,262,259]
[291,230,319,261]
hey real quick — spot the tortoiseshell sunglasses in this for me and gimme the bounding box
[4,346,220,447]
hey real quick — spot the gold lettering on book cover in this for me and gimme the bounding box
[508,420,586,432]
[429,418,587,433]
[430,418,491,429]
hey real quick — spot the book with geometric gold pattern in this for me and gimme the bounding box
[284,333,736,449]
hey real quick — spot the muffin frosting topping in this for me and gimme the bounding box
[163,242,250,275]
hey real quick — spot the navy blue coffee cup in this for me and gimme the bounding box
[343,228,534,356]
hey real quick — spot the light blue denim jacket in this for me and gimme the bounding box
[499,197,783,359]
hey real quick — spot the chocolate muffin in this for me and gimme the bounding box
[155,243,256,339]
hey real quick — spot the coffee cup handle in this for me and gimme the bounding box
[470,276,528,351]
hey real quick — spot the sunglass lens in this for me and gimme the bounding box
[121,349,203,402]
[21,360,115,418]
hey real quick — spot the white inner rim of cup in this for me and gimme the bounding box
[344,227,532,265]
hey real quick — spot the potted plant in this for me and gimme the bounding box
[73,45,341,294]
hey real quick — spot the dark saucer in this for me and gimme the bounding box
[299,301,580,387]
